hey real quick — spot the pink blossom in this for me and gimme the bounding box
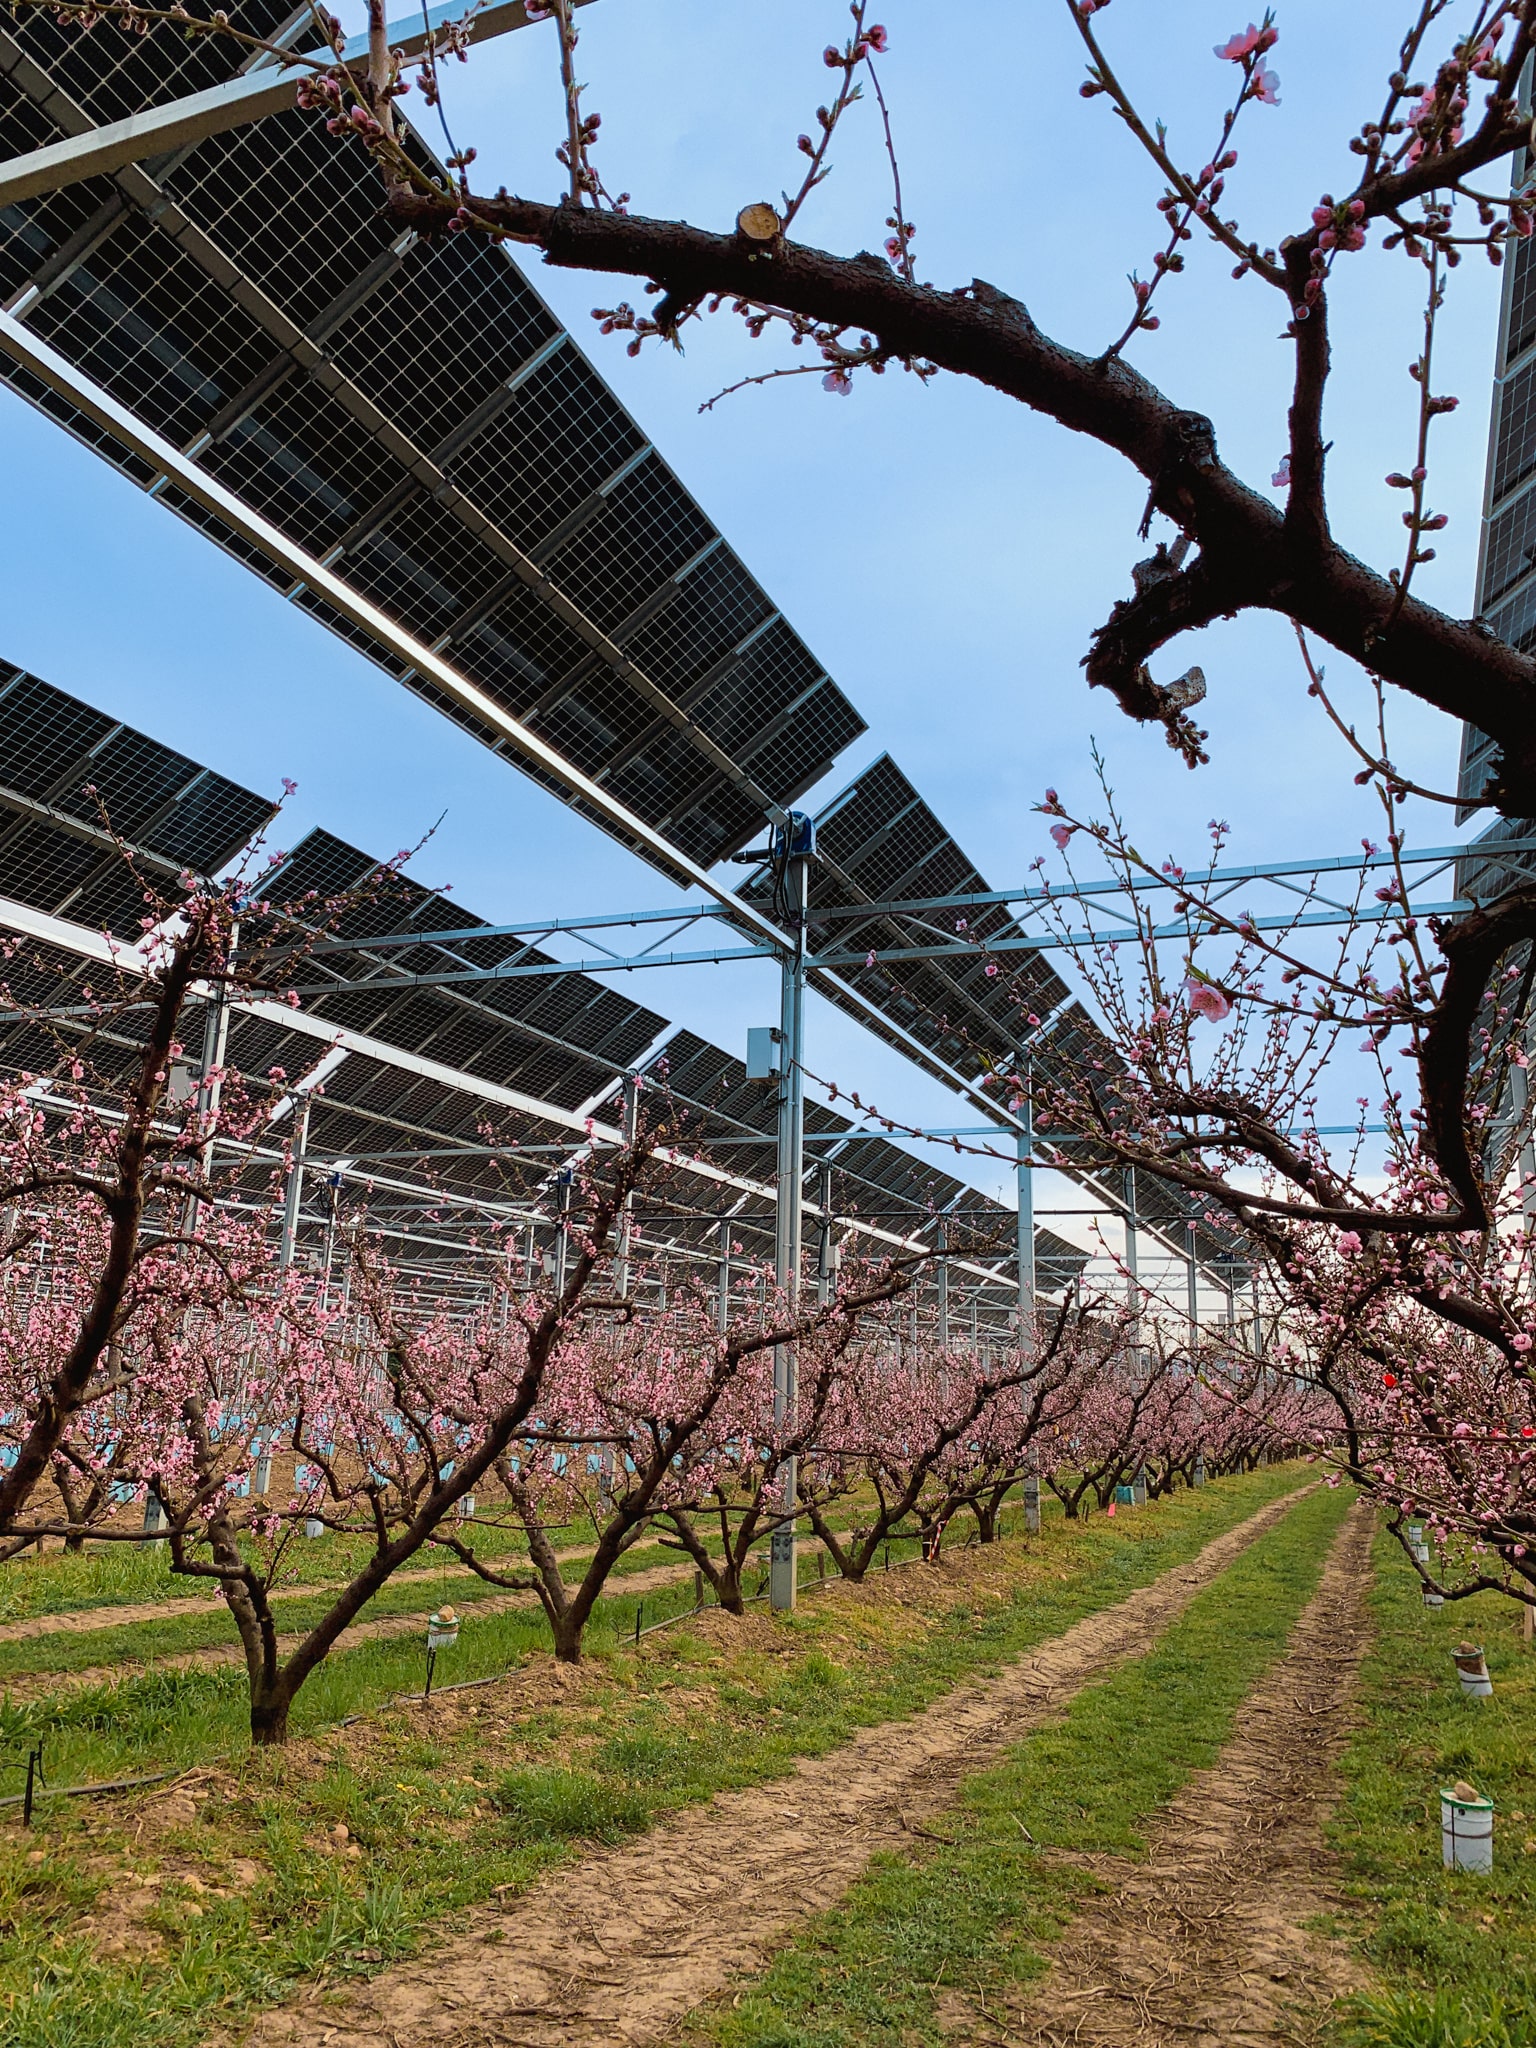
[1515,1333,1534,1354]
[823,368,852,396]
[864,23,888,52]
[1251,62,1280,104]
[1214,22,1275,61]
[1050,823,1074,851]
[1337,1231,1363,1256]
[1183,977,1232,1023]
[1272,454,1291,489]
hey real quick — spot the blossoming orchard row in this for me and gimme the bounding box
[0,859,1321,1743]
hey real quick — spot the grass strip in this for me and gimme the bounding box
[691,1478,1353,2048]
[1327,1526,1536,2048]
[0,1465,1303,2048]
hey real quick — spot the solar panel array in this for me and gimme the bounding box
[0,10,866,873]
[0,661,276,930]
[753,753,1246,1278]
[0,14,1196,1290]
[1460,150,1536,812]
[0,662,1083,1308]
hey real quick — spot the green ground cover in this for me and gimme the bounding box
[0,1467,1303,2048]
[1331,1527,1536,2048]
[692,1478,1352,2048]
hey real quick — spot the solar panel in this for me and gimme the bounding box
[0,16,866,872]
[261,827,669,1112]
[0,664,275,926]
[1460,150,1536,812]
[755,753,1247,1278]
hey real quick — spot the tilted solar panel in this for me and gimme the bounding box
[757,753,1247,1279]
[262,827,668,1112]
[0,663,276,928]
[0,10,867,872]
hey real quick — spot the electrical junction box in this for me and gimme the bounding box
[745,1027,781,1081]
[771,811,816,859]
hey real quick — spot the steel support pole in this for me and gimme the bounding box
[771,852,809,1612]
[1185,1221,1199,1340]
[1123,1167,1140,1338]
[936,1214,950,1348]
[716,1215,732,1333]
[613,1074,639,1300]
[1016,1071,1035,1353]
[188,931,234,1240]
[279,1095,311,1272]
[816,1161,834,1309]
[1513,1057,1536,1234]
[553,1168,573,1297]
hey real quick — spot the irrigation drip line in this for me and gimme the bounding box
[0,1764,186,1811]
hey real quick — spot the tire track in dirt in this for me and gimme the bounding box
[0,1560,694,1704]
[991,1496,1376,2048]
[240,1484,1315,2048]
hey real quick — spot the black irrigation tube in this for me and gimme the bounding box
[0,1764,187,1813]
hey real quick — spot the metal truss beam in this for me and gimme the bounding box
[792,841,1536,920]
[0,0,570,209]
[280,897,1475,995]
[0,892,1025,1291]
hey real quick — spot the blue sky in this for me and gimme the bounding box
[0,0,1506,1285]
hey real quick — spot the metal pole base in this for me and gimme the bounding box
[769,1525,797,1610]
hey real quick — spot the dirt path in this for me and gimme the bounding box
[240,1484,1315,2048]
[0,1560,693,1703]
[990,1496,1376,2048]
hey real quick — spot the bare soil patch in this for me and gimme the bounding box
[238,1485,1312,2048]
[992,1496,1377,2048]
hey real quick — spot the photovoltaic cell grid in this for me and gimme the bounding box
[0,666,275,929]
[1461,152,1536,813]
[0,13,866,873]
[259,827,668,1114]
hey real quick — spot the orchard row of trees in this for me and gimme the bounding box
[0,848,1308,1745]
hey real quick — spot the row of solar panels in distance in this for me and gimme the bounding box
[774,754,1250,1272]
[0,664,1037,1253]
[0,666,675,1115]
[0,917,1085,1284]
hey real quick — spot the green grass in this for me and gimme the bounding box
[1329,1527,1536,2048]
[693,1478,1354,2048]
[0,1465,1307,2048]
